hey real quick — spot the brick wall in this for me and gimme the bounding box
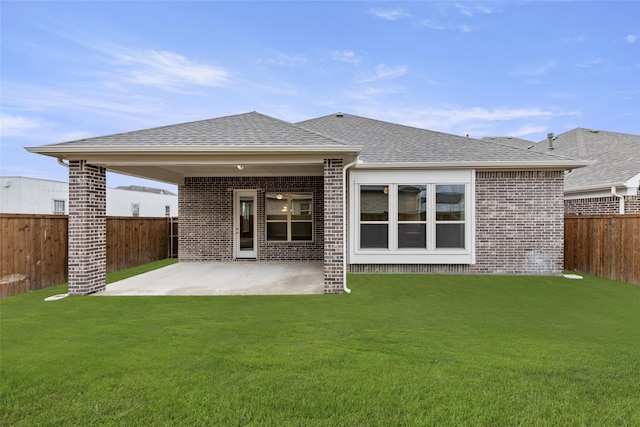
[323,159,344,293]
[349,170,565,275]
[472,170,565,275]
[565,195,640,215]
[179,176,324,262]
[68,160,107,295]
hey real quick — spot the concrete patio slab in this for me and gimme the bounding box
[94,262,324,296]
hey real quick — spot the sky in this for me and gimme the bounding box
[1,1,639,192]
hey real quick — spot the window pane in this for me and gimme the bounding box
[436,185,465,221]
[291,222,312,241]
[398,223,426,248]
[291,194,313,220]
[360,224,388,249]
[436,224,465,248]
[267,222,287,241]
[266,195,288,220]
[398,185,426,221]
[360,185,388,221]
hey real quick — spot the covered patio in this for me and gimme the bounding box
[27,112,360,295]
[95,262,324,296]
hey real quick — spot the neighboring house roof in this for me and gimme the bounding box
[26,112,588,184]
[529,128,640,192]
[297,113,585,168]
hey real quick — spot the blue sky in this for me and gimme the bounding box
[1,1,639,191]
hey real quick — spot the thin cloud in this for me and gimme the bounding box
[368,9,412,21]
[0,114,46,137]
[113,49,229,89]
[331,50,362,64]
[576,58,604,68]
[457,24,473,33]
[266,52,307,67]
[511,62,556,76]
[507,124,548,138]
[420,19,446,30]
[455,3,494,17]
[358,64,407,83]
[626,34,637,43]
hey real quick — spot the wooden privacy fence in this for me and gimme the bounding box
[1,214,178,298]
[565,215,640,285]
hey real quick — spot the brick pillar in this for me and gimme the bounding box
[68,160,107,295]
[323,158,344,293]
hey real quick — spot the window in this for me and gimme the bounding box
[131,203,140,217]
[436,185,465,249]
[52,199,65,215]
[398,185,426,248]
[359,185,388,248]
[165,205,171,217]
[266,193,313,241]
[351,169,473,265]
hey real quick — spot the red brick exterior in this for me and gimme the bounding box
[323,159,344,293]
[68,160,107,295]
[349,170,565,275]
[565,195,640,215]
[179,176,324,262]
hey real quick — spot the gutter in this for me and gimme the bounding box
[611,186,625,214]
[353,160,593,171]
[342,156,359,294]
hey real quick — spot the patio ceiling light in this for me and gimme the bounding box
[236,164,245,170]
[276,194,283,200]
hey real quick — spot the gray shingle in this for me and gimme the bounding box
[297,113,579,164]
[529,128,640,190]
[47,111,348,147]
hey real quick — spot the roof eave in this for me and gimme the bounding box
[354,160,592,170]
[25,144,362,156]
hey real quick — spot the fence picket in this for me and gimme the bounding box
[564,215,640,285]
[1,214,178,298]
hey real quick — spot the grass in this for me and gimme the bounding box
[1,266,638,426]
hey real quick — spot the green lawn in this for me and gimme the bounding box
[1,266,638,426]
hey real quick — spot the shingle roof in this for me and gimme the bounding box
[297,113,581,165]
[46,111,349,148]
[481,136,537,150]
[529,128,640,190]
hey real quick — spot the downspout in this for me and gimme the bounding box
[57,158,69,168]
[611,186,625,214]
[342,156,359,294]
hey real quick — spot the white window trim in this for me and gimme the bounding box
[266,192,314,242]
[349,169,476,265]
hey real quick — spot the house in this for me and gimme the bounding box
[25,112,588,295]
[0,176,178,217]
[487,129,640,215]
[534,129,639,215]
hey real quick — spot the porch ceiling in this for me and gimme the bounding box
[106,163,326,184]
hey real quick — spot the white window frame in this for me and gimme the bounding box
[265,192,314,242]
[350,169,475,264]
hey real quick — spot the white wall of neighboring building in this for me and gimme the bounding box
[0,176,178,217]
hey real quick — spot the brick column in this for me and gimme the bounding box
[323,158,344,293]
[68,160,107,295]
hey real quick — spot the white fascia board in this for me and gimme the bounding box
[625,172,640,192]
[354,160,592,170]
[25,144,362,155]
